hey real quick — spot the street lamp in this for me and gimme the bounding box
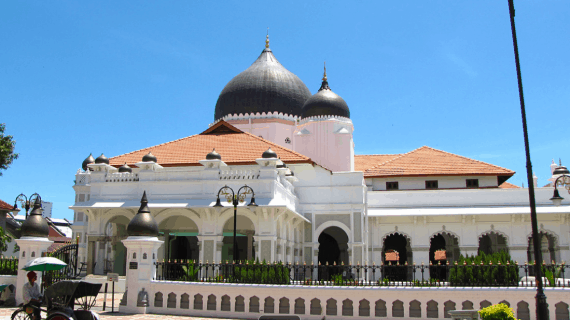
[12,193,42,219]
[213,185,257,262]
[550,165,570,206]
[507,0,548,318]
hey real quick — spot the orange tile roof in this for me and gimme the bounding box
[358,146,515,178]
[355,154,401,172]
[110,121,312,167]
[499,181,521,189]
[0,199,13,211]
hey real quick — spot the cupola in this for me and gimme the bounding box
[262,148,278,159]
[126,191,159,237]
[118,163,132,173]
[301,63,350,119]
[142,152,157,163]
[95,153,109,165]
[206,149,222,160]
[20,197,49,238]
[82,153,95,171]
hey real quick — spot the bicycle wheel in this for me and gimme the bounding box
[11,309,32,320]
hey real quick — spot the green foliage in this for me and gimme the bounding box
[448,250,518,286]
[178,260,199,281]
[0,227,13,253]
[232,259,291,285]
[0,123,19,176]
[543,265,563,287]
[478,303,517,320]
[0,256,18,275]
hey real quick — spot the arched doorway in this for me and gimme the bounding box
[159,216,199,262]
[105,215,130,276]
[478,232,508,255]
[527,232,558,264]
[429,232,459,281]
[318,226,349,280]
[382,233,412,281]
[222,216,255,262]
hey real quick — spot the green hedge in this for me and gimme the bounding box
[448,251,518,286]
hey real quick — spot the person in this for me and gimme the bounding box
[22,271,42,320]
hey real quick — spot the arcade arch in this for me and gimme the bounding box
[429,231,459,280]
[159,215,200,261]
[104,214,131,275]
[478,231,508,255]
[382,232,412,281]
[222,216,256,262]
[527,231,559,264]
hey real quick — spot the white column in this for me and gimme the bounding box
[15,237,53,305]
[411,246,429,282]
[119,236,163,314]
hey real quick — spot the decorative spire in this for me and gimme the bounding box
[265,28,270,48]
[319,61,331,91]
[560,158,562,166]
[126,191,159,237]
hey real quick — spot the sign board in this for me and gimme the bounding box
[434,250,447,261]
[107,273,119,282]
[385,250,399,262]
[129,262,138,270]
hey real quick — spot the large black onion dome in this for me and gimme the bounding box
[214,40,311,121]
[82,153,95,171]
[95,153,109,165]
[20,197,49,237]
[262,148,278,159]
[142,152,157,163]
[301,66,350,119]
[119,163,132,173]
[206,149,222,160]
[127,191,159,237]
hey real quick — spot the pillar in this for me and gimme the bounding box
[15,237,53,305]
[246,231,254,261]
[119,236,163,314]
[411,246,429,282]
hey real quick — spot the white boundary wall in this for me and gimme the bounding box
[140,281,570,320]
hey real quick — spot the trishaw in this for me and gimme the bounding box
[12,281,102,320]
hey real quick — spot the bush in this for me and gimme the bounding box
[448,250,518,286]
[233,259,291,284]
[478,303,517,320]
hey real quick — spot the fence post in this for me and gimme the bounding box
[15,237,53,305]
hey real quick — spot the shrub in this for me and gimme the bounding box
[448,250,517,286]
[478,303,516,320]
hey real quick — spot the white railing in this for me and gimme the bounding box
[220,169,260,180]
[75,171,91,185]
[141,281,569,320]
[105,172,139,182]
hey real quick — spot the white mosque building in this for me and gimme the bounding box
[70,37,570,277]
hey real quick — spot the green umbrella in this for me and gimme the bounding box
[22,257,67,272]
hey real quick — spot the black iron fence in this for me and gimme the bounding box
[0,256,18,275]
[155,260,569,288]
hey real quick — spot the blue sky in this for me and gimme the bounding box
[1,1,569,221]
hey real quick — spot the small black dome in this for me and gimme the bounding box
[82,153,95,171]
[206,149,222,160]
[95,153,109,165]
[262,148,278,159]
[553,165,570,175]
[119,163,132,173]
[214,39,311,121]
[142,152,157,163]
[127,191,159,237]
[301,68,350,119]
[20,197,49,238]
[276,158,287,169]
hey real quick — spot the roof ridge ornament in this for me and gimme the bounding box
[265,28,269,49]
[319,62,331,91]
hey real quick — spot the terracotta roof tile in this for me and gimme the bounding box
[355,154,401,172]
[499,181,521,189]
[110,121,312,167]
[0,199,13,211]
[358,146,515,178]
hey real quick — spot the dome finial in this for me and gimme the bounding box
[265,28,270,48]
[319,62,331,91]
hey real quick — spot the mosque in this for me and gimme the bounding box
[70,36,570,277]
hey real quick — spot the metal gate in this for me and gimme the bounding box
[42,240,79,290]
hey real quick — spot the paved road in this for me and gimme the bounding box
[0,296,239,320]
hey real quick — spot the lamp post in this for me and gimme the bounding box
[213,185,257,262]
[12,193,42,219]
[507,1,548,318]
[549,166,570,206]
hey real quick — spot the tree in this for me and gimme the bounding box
[0,227,13,252]
[0,123,19,176]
